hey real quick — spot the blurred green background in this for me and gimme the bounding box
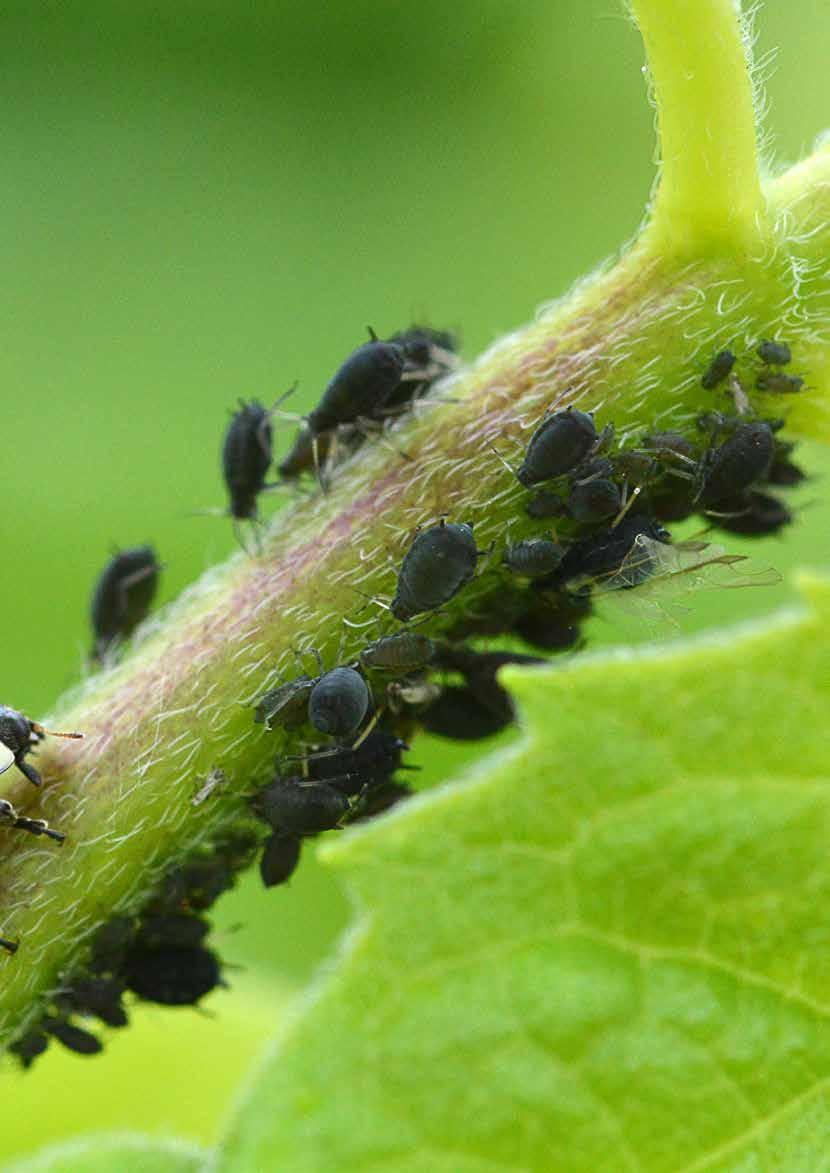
[1,0,829,1163]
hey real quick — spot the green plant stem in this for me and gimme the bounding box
[631,0,767,256]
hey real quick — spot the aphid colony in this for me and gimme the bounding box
[0,331,808,1066]
[11,831,256,1064]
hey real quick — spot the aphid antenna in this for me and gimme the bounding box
[31,724,83,740]
[610,484,642,529]
[489,444,519,479]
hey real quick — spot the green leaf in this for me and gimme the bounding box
[217,575,830,1173]
[2,1134,206,1173]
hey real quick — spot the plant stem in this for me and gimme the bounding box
[631,0,767,257]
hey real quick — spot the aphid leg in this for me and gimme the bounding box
[353,417,412,463]
[232,518,254,556]
[312,432,330,494]
[13,816,66,844]
[594,422,616,454]
[611,484,642,529]
[15,758,42,788]
[351,708,381,751]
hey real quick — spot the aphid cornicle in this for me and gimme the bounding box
[255,777,350,835]
[90,545,161,659]
[0,936,18,955]
[359,631,435,672]
[306,330,406,434]
[757,339,792,366]
[697,419,775,506]
[517,407,604,487]
[259,833,302,888]
[222,398,275,522]
[0,704,83,787]
[391,520,480,621]
[502,538,564,578]
[308,667,370,740]
[701,348,736,390]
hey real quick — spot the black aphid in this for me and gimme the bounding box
[222,398,275,523]
[766,445,806,486]
[59,977,128,1028]
[360,632,435,672]
[503,538,564,578]
[697,419,775,506]
[757,339,791,366]
[137,914,209,950]
[10,1029,49,1068]
[514,592,592,651]
[88,916,134,975]
[391,520,480,621]
[123,914,221,1006]
[383,325,459,410]
[259,833,302,888]
[255,777,350,835]
[254,675,316,730]
[350,780,413,823]
[90,545,161,660]
[307,330,405,435]
[124,944,222,1006]
[0,936,18,955]
[45,1018,103,1056]
[756,372,804,394]
[160,833,257,912]
[0,799,65,844]
[388,325,458,372]
[0,705,83,787]
[640,430,696,462]
[568,478,621,523]
[552,515,671,587]
[308,667,370,740]
[419,685,513,741]
[525,490,565,520]
[707,490,792,536]
[701,348,736,390]
[518,407,606,487]
[304,728,410,796]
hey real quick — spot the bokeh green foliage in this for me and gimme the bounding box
[0,0,828,1162]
